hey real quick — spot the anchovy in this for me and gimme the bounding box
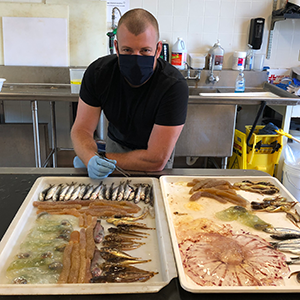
[134,184,142,204]
[111,184,119,201]
[106,183,114,200]
[90,182,103,200]
[70,184,83,201]
[140,184,148,201]
[83,184,95,200]
[117,181,126,201]
[64,183,77,201]
[93,219,105,243]
[123,181,134,201]
[45,184,60,200]
[38,185,54,201]
[144,185,152,204]
[52,184,65,202]
[78,184,88,200]
[59,184,70,201]
[98,183,106,200]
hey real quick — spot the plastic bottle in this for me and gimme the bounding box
[207,40,225,71]
[232,51,247,71]
[171,37,187,70]
[235,70,245,93]
[245,45,254,71]
[160,40,169,62]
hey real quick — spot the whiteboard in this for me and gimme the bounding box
[2,16,69,67]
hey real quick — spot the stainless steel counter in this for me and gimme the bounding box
[0,69,299,173]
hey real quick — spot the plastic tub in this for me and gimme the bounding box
[282,161,300,202]
[69,68,86,94]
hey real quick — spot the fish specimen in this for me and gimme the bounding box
[263,227,300,240]
[179,231,289,286]
[6,214,77,284]
[215,206,272,231]
[90,264,158,283]
[251,196,297,212]
[93,219,105,243]
[99,247,150,264]
[38,181,154,204]
[233,180,280,195]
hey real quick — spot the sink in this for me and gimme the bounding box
[188,87,219,95]
[188,86,280,98]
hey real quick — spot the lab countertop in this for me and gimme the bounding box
[0,82,299,105]
[1,167,300,299]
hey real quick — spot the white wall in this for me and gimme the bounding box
[128,0,299,69]
[0,0,299,69]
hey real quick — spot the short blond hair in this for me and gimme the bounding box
[117,9,159,41]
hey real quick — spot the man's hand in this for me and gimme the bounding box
[87,155,116,179]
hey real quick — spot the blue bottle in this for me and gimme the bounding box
[235,70,245,93]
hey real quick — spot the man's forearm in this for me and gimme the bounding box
[106,149,167,172]
[71,128,98,166]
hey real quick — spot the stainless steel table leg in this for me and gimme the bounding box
[221,157,228,169]
[50,101,57,167]
[31,101,41,167]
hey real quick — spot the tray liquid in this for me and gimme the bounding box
[160,175,300,293]
[0,177,177,295]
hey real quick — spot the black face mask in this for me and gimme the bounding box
[118,54,155,86]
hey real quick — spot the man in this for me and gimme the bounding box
[71,8,188,179]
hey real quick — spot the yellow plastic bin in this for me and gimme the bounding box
[228,126,283,176]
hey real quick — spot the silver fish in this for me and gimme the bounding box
[144,185,153,204]
[70,184,83,201]
[140,184,147,201]
[90,182,103,200]
[59,184,70,201]
[52,184,65,202]
[78,184,88,200]
[134,184,142,204]
[93,219,105,243]
[38,185,54,201]
[64,183,77,201]
[128,188,136,201]
[123,181,133,201]
[111,184,119,201]
[83,184,95,200]
[45,184,60,200]
[106,183,114,200]
[264,227,300,235]
[117,181,126,201]
[98,184,106,200]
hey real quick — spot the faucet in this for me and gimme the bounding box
[184,62,201,80]
[207,54,220,83]
[107,7,122,55]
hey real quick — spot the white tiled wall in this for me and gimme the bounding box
[130,0,300,69]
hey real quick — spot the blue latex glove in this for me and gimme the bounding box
[73,156,86,168]
[87,155,116,179]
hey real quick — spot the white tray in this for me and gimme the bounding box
[0,177,177,295]
[160,175,300,293]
